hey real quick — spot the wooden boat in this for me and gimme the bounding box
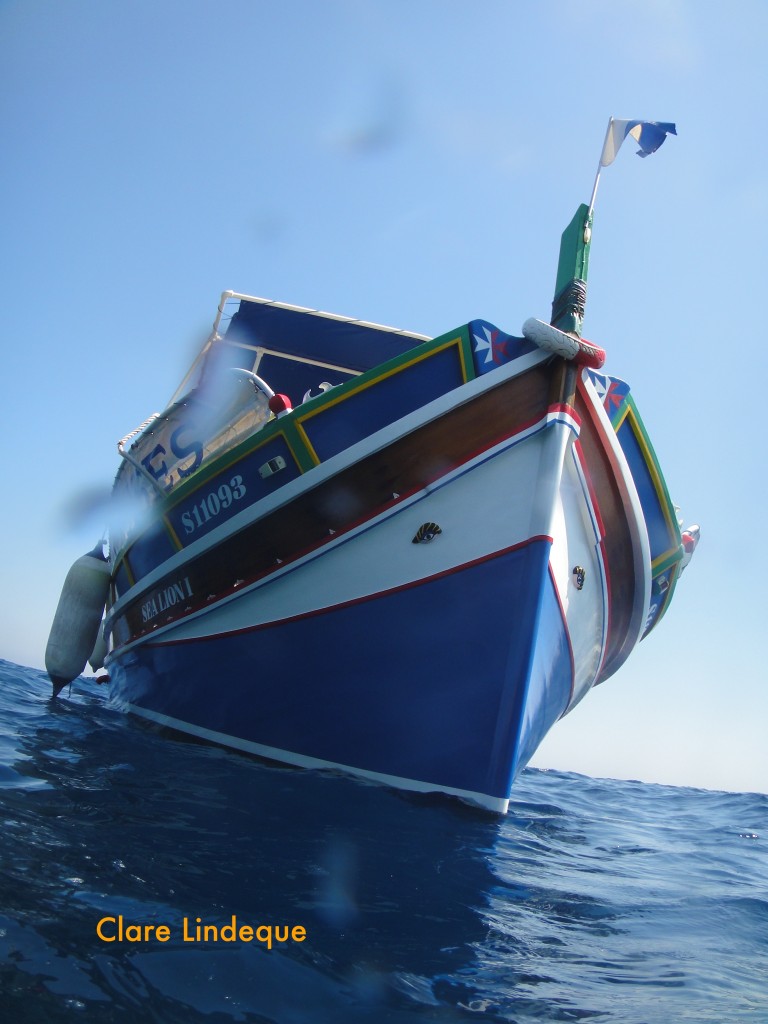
[46,198,698,813]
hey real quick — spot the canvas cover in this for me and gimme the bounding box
[176,297,431,409]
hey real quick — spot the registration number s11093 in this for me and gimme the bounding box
[180,475,247,535]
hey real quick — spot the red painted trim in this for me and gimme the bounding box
[574,337,607,369]
[547,402,581,426]
[139,535,555,648]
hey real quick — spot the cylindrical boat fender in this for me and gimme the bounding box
[46,543,111,696]
[522,318,607,369]
[680,524,700,572]
[88,623,108,672]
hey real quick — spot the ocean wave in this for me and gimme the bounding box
[0,660,765,1022]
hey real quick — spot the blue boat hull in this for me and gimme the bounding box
[108,537,573,812]
[87,294,693,813]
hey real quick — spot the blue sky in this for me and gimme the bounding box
[2,0,766,795]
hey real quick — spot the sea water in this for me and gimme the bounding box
[0,658,765,1022]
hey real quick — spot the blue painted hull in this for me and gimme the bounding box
[86,294,694,814]
[108,538,573,811]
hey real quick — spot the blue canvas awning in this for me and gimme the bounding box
[207,296,430,407]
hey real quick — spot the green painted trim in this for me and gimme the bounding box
[455,325,477,382]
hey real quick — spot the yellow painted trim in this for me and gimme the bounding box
[651,548,681,572]
[625,407,677,537]
[651,548,684,573]
[280,424,315,472]
[164,516,184,552]
[448,326,471,383]
[293,421,322,466]
[613,405,630,432]
[618,405,680,571]
[456,335,471,383]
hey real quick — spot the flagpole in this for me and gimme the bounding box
[587,117,613,226]
[550,119,611,333]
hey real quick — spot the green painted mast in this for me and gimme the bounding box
[550,203,593,338]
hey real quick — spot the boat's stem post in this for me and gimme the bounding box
[550,203,593,338]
